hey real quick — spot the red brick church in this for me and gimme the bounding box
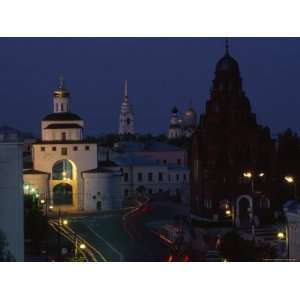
[191,42,279,226]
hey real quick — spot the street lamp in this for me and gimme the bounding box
[284,176,297,199]
[79,243,86,250]
[225,209,231,216]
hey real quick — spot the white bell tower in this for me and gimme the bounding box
[53,75,70,113]
[119,80,135,135]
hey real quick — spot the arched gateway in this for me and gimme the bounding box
[235,195,253,227]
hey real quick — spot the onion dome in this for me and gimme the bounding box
[53,75,70,98]
[172,106,179,114]
[215,39,240,75]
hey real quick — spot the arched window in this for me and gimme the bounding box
[52,160,73,180]
[53,183,73,205]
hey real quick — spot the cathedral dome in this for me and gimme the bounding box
[215,53,240,74]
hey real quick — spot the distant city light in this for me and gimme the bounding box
[62,219,68,226]
[259,173,265,177]
[40,199,45,204]
[277,232,285,239]
[225,210,231,216]
[49,205,54,209]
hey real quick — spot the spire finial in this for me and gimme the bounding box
[125,79,128,98]
[59,74,65,89]
[225,38,229,55]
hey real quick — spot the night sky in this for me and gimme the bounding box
[0,37,298,137]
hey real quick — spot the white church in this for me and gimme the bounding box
[23,77,122,212]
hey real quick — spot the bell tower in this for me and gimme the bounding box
[53,75,70,113]
[119,80,135,135]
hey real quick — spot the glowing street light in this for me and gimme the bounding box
[79,243,86,250]
[284,176,294,183]
[40,199,45,204]
[259,173,265,177]
[225,209,231,216]
[277,231,285,240]
[49,205,54,210]
[62,219,68,226]
[243,172,252,178]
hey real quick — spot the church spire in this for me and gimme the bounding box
[59,74,65,89]
[225,38,229,56]
[124,79,128,102]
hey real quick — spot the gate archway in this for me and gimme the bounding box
[235,195,253,227]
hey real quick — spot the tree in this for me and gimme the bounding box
[0,230,15,262]
[218,230,277,262]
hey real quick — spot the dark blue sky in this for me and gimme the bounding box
[0,37,298,137]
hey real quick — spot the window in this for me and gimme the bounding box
[61,103,64,111]
[176,174,180,181]
[85,145,90,151]
[73,146,78,151]
[52,159,73,180]
[148,172,153,182]
[158,172,163,182]
[56,103,58,112]
[126,118,131,125]
[163,159,167,164]
[159,189,163,193]
[183,174,187,181]
[148,189,152,194]
[138,173,143,182]
[61,132,66,141]
[52,146,57,151]
[124,173,129,182]
[61,147,68,155]
[168,175,171,182]
[41,146,45,152]
[124,189,129,196]
[177,159,181,165]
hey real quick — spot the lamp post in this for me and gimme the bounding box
[277,225,289,260]
[56,208,68,261]
[284,176,297,199]
[73,231,86,261]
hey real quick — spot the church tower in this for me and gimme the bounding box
[168,106,183,139]
[119,80,135,135]
[191,39,275,222]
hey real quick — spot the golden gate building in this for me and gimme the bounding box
[23,78,122,212]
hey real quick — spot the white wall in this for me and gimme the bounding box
[41,120,84,141]
[83,172,122,211]
[0,142,24,261]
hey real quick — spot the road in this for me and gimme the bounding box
[54,200,190,262]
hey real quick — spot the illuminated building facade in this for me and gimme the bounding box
[23,77,122,212]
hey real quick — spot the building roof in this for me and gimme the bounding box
[113,153,161,167]
[34,140,97,145]
[0,125,34,142]
[114,141,182,153]
[42,112,82,121]
[23,169,50,175]
[44,123,83,129]
[82,160,120,174]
